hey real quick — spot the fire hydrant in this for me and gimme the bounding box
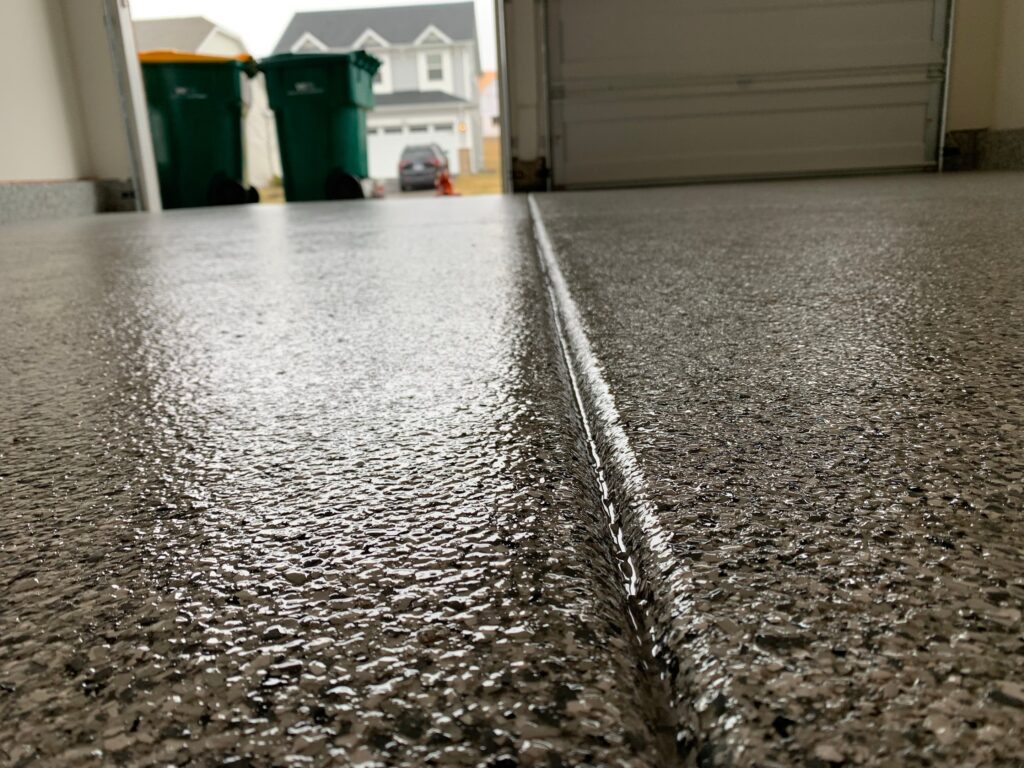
[435,169,459,196]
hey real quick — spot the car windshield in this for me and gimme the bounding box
[401,147,436,162]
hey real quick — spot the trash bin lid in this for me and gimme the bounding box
[259,50,381,75]
[139,50,254,65]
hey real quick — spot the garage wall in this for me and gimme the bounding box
[991,1,1024,131]
[945,0,1000,131]
[60,0,134,180]
[0,0,91,182]
[0,0,155,223]
[944,0,1024,169]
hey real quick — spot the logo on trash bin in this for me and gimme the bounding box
[172,86,207,100]
[289,80,324,96]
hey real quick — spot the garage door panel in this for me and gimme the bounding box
[547,0,950,187]
[367,124,461,179]
[560,107,931,178]
[557,87,937,185]
[554,0,944,80]
[557,81,938,122]
[564,144,929,187]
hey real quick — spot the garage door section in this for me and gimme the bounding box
[547,0,951,188]
[368,124,461,179]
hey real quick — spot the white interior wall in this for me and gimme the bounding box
[0,0,91,181]
[60,0,134,179]
[901,0,1024,134]
[946,0,1001,131]
[991,0,1024,130]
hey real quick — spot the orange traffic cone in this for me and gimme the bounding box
[435,169,460,196]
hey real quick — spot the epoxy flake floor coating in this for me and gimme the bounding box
[0,199,674,767]
[2,173,1023,768]
[531,173,1024,767]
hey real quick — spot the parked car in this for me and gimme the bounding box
[399,144,448,191]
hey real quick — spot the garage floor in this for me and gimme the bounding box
[1,174,1022,766]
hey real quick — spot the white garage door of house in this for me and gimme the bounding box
[546,0,951,188]
[368,125,461,180]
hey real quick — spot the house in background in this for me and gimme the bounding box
[479,71,499,138]
[274,3,482,179]
[133,17,281,188]
[478,70,500,172]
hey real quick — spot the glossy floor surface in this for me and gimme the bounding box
[531,174,1024,767]
[2,174,1023,767]
[0,199,672,767]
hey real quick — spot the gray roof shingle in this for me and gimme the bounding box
[273,3,476,53]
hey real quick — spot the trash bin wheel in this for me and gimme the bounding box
[208,174,249,206]
[325,170,364,200]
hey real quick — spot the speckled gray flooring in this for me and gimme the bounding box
[531,173,1024,767]
[2,174,1023,768]
[0,200,674,766]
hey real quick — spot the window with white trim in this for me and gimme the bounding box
[426,53,444,82]
[418,49,452,92]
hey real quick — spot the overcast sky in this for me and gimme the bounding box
[129,0,498,69]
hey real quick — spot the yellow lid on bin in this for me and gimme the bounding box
[139,49,254,64]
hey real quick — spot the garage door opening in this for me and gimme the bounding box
[128,0,505,200]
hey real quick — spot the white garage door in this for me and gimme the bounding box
[368,124,461,179]
[546,0,951,188]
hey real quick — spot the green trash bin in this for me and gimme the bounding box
[260,51,381,202]
[140,50,259,209]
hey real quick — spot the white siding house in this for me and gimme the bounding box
[274,3,482,179]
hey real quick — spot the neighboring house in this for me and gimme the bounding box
[133,16,281,188]
[479,71,499,138]
[478,70,501,173]
[274,3,482,179]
